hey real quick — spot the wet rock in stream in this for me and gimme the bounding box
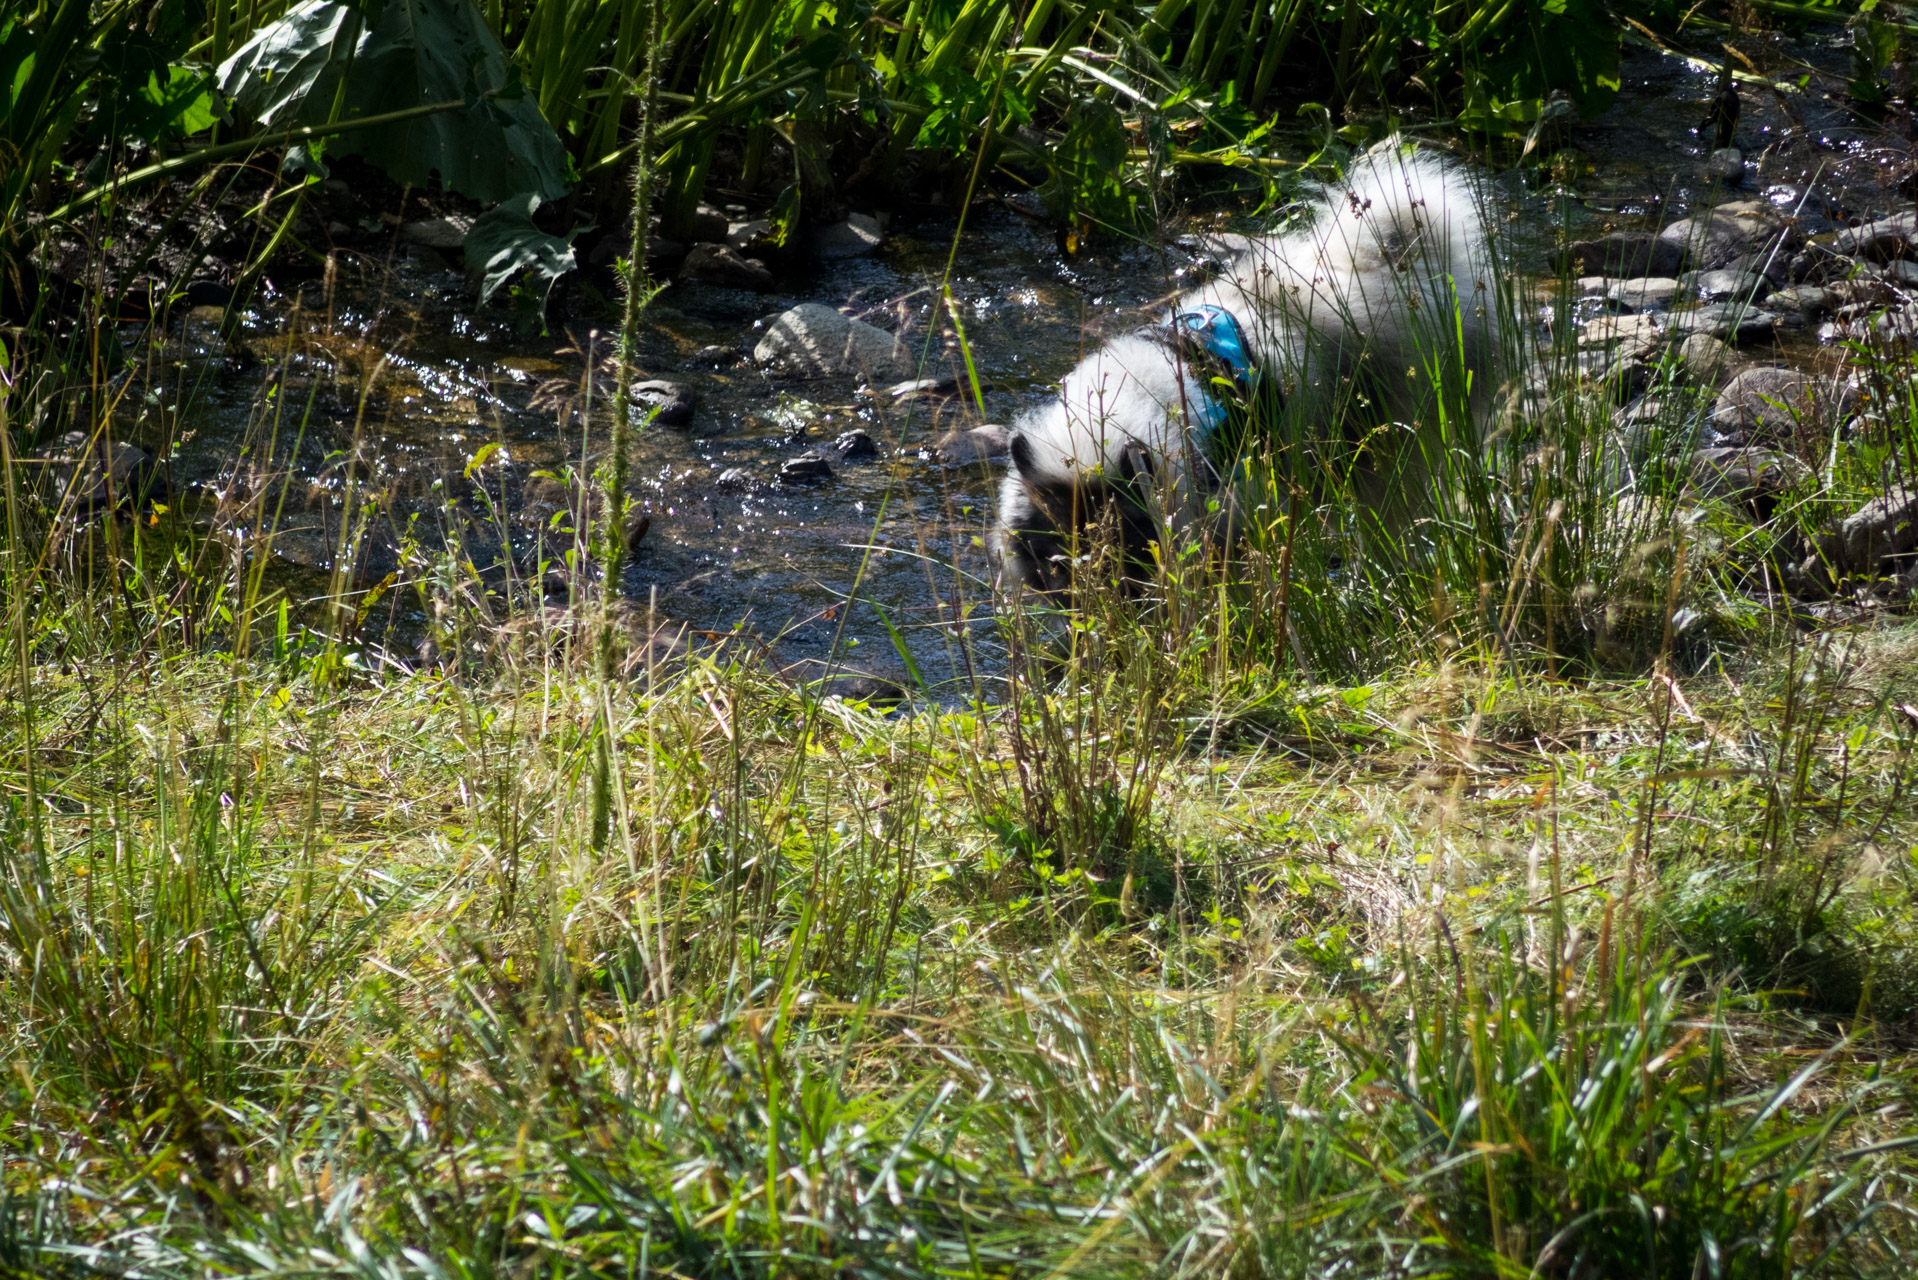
[779,452,835,484]
[29,432,169,516]
[812,213,884,260]
[932,424,1012,465]
[1556,232,1686,279]
[753,303,913,380]
[1657,201,1797,270]
[680,243,775,291]
[634,379,696,426]
[832,429,879,459]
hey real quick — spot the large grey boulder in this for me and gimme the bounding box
[1657,201,1795,270]
[1836,487,1918,573]
[1832,211,1917,262]
[754,303,914,380]
[1711,367,1855,443]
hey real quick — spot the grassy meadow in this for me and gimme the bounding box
[8,0,1918,1274]
[6,286,1918,1274]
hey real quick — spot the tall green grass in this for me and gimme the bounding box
[9,166,1918,1275]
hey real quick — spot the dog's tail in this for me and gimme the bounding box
[1303,142,1497,336]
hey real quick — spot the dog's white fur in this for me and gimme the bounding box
[995,142,1501,591]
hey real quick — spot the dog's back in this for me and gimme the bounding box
[995,142,1500,593]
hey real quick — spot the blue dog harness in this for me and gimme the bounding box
[1167,304,1262,462]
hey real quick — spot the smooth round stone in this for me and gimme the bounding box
[779,452,835,483]
[833,429,880,459]
[633,379,695,426]
[1682,269,1770,302]
[1606,277,1680,310]
[932,424,1012,465]
[1668,303,1778,341]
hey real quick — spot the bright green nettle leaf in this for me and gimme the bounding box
[218,0,569,204]
[465,191,574,312]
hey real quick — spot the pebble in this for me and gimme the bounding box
[886,377,961,402]
[715,467,757,492]
[1708,147,1745,185]
[813,213,884,260]
[633,379,695,426]
[690,344,742,367]
[679,243,775,291]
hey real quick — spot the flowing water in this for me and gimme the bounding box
[149,33,1909,692]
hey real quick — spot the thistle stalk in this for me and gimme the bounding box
[593,0,664,851]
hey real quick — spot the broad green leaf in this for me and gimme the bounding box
[465,192,575,313]
[218,0,569,204]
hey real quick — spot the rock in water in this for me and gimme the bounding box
[833,429,879,459]
[1657,201,1794,270]
[1832,211,1917,262]
[1708,148,1745,185]
[753,303,914,380]
[813,213,884,260]
[31,431,166,515]
[779,452,835,483]
[932,424,1012,465]
[1668,303,1778,342]
[633,379,695,426]
[1607,277,1680,310]
[679,243,775,291]
[1676,333,1740,387]
[1682,269,1770,303]
[728,219,778,257]
[402,215,473,251]
[1553,232,1685,279]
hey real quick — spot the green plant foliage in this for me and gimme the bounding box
[217,0,570,202]
[465,191,577,314]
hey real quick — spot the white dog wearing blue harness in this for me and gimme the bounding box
[994,141,1501,594]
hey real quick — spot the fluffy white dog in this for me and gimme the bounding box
[993,142,1502,592]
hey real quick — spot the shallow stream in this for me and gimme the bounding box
[152,33,1910,690]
